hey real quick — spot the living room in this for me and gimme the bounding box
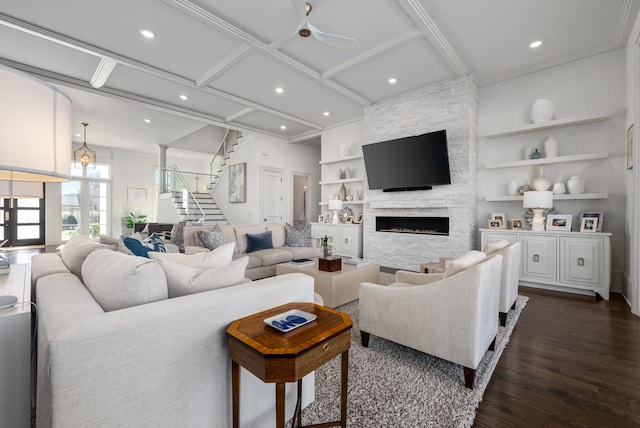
[2,1,640,427]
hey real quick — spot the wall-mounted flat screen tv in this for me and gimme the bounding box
[362,129,451,192]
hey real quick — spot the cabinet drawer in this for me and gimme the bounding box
[559,237,603,288]
[481,232,518,249]
[520,235,557,282]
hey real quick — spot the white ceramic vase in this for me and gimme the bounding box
[531,99,554,123]
[552,182,567,195]
[544,135,558,157]
[532,166,551,191]
[524,146,534,160]
[339,142,353,158]
[567,176,585,194]
[507,181,519,196]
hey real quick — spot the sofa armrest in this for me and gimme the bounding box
[395,270,444,285]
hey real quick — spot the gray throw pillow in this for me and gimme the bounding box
[285,223,311,247]
[170,222,186,252]
[197,225,227,250]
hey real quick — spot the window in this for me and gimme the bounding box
[61,163,111,241]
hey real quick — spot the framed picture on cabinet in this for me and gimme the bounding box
[356,213,363,224]
[318,214,325,223]
[491,212,507,229]
[345,215,353,224]
[546,214,572,231]
[627,124,634,170]
[511,218,523,230]
[579,211,604,232]
[488,219,503,229]
[580,217,598,233]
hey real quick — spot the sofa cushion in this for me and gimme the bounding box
[148,242,235,268]
[82,249,168,311]
[285,223,311,247]
[61,236,117,279]
[280,246,321,260]
[482,240,510,255]
[234,253,262,269]
[197,226,227,250]
[154,256,249,298]
[234,225,268,254]
[443,250,487,278]
[122,233,167,257]
[265,223,287,248]
[246,231,274,253]
[249,248,293,266]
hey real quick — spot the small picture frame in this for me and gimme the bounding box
[356,213,363,224]
[579,211,604,232]
[580,217,598,233]
[627,124,634,170]
[511,218,523,230]
[491,212,507,229]
[345,215,354,224]
[318,214,325,223]
[488,219,503,229]
[546,214,572,231]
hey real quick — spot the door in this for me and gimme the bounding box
[560,236,603,288]
[520,235,556,282]
[260,166,284,223]
[0,197,45,247]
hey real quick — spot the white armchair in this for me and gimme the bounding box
[359,251,502,388]
[482,241,521,326]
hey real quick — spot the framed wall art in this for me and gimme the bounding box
[229,162,246,203]
[127,187,147,205]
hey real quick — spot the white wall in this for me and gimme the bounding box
[478,49,627,291]
[211,133,321,226]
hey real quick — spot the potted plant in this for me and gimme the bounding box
[124,212,147,230]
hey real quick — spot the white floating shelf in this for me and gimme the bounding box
[319,201,364,206]
[485,193,608,202]
[485,153,608,169]
[319,178,364,185]
[484,114,609,138]
[319,155,363,165]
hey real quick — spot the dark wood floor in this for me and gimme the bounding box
[474,287,640,427]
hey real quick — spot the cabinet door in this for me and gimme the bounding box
[310,223,327,239]
[559,237,603,288]
[338,226,357,257]
[520,235,557,283]
[481,231,518,249]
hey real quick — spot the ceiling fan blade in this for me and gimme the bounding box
[290,0,308,28]
[265,26,303,50]
[308,22,358,49]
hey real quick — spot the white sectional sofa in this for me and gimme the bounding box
[31,240,316,428]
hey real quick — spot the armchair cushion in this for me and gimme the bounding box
[482,240,510,255]
[394,270,444,285]
[443,250,487,278]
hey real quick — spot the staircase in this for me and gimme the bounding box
[208,129,243,192]
[169,191,226,225]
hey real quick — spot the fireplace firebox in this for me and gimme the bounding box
[376,216,449,236]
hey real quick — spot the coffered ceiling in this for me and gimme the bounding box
[0,0,637,154]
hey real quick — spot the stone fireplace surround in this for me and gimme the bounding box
[362,77,479,271]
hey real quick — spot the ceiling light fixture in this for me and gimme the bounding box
[280,125,287,130]
[144,118,152,123]
[139,29,155,39]
[323,111,330,116]
[388,77,398,85]
[275,87,284,94]
[179,94,189,101]
[529,40,542,48]
[74,123,97,170]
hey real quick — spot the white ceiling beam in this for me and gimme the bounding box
[614,0,634,48]
[225,107,255,123]
[396,0,468,77]
[90,57,117,88]
[322,29,423,79]
[196,45,251,87]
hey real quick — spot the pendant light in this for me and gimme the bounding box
[74,122,96,169]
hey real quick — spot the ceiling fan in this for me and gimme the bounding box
[268,0,359,49]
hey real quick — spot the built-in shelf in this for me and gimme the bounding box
[319,178,364,185]
[484,114,609,138]
[319,155,363,165]
[485,153,608,169]
[319,201,364,206]
[485,193,608,202]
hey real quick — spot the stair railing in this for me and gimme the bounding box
[169,165,206,225]
[209,129,231,190]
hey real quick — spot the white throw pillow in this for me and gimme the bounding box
[82,249,168,311]
[61,235,117,279]
[482,240,510,255]
[154,256,249,298]
[443,250,487,278]
[148,242,235,268]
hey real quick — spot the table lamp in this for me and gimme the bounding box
[328,199,343,224]
[523,191,553,231]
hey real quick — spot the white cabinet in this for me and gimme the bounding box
[480,229,611,299]
[311,223,363,258]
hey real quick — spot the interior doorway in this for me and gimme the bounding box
[292,174,309,227]
[259,166,285,223]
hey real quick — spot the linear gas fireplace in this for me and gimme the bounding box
[376,216,449,236]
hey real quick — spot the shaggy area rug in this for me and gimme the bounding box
[299,273,528,428]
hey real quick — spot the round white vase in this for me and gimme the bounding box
[524,146,534,160]
[531,99,554,123]
[552,182,567,195]
[544,135,558,157]
[567,176,585,194]
[532,166,551,191]
[339,142,353,158]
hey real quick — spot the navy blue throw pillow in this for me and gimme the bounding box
[123,233,167,258]
[246,231,273,253]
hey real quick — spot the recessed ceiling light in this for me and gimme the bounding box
[275,87,284,94]
[529,40,542,48]
[139,29,155,39]
[179,94,189,101]
[388,77,398,85]
[280,125,287,130]
[323,111,330,116]
[74,133,82,137]
[143,118,152,123]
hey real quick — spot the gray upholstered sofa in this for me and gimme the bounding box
[31,241,316,428]
[183,223,321,280]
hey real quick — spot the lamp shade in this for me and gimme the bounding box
[0,64,72,183]
[328,199,343,211]
[523,191,553,209]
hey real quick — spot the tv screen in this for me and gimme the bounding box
[362,129,451,192]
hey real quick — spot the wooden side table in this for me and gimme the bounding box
[227,302,352,428]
